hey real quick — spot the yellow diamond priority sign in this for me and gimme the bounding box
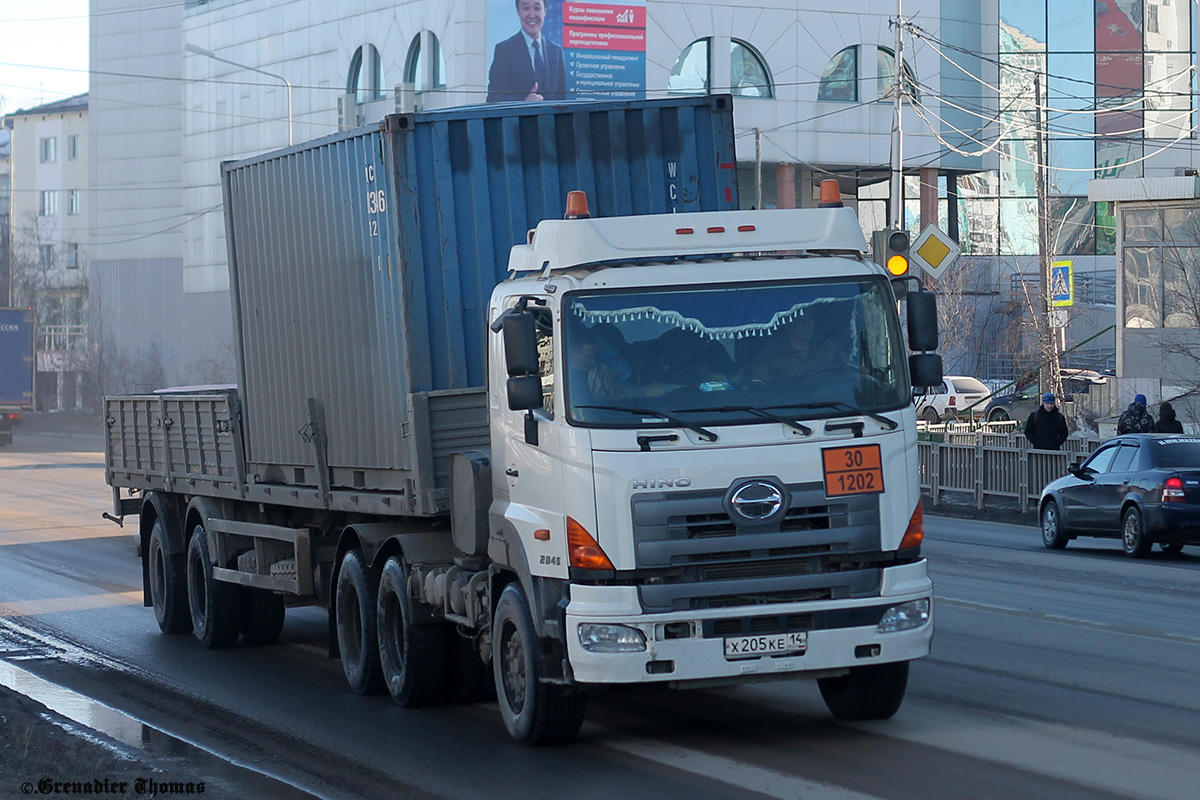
[909,224,961,280]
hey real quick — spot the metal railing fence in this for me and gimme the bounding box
[918,422,1103,512]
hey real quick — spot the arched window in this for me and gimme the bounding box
[818,46,858,101]
[348,44,385,104]
[405,32,446,91]
[668,39,711,94]
[877,46,918,101]
[730,40,772,98]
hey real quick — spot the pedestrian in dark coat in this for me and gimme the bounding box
[1153,401,1184,433]
[1117,393,1155,434]
[1025,392,1069,450]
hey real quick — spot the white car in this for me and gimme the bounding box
[915,375,992,423]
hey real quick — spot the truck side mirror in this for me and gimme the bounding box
[907,290,938,352]
[909,353,943,389]
[506,375,543,411]
[502,314,539,377]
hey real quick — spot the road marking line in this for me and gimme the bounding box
[585,723,885,800]
[937,596,1200,644]
[851,705,1200,800]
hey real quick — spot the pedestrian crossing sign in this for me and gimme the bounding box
[1051,261,1074,307]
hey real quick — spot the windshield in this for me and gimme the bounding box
[563,277,909,427]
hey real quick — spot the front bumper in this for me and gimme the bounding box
[564,561,933,685]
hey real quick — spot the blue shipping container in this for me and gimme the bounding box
[0,308,35,409]
[222,96,738,480]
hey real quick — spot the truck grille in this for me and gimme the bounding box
[630,480,883,613]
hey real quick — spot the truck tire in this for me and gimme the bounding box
[335,549,385,695]
[818,661,909,721]
[376,556,451,707]
[240,587,286,646]
[148,518,191,634]
[186,523,241,649]
[493,584,586,745]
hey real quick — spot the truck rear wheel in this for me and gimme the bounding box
[186,523,241,649]
[240,587,286,646]
[818,660,910,721]
[493,584,586,745]
[149,518,191,634]
[376,556,452,707]
[335,549,385,695]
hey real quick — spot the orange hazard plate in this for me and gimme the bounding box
[822,444,884,497]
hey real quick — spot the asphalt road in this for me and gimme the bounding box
[1,429,1198,799]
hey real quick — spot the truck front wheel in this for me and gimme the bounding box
[335,549,385,695]
[149,518,191,634]
[377,556,451,707]
[493,584,586,745]
[818,660,910,721]
[185,523,241,649]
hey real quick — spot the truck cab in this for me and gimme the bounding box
[483,193,939,739]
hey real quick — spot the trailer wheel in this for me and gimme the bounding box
[335,549,385,695]
[493,584,586,745]
[149,518,191,634]
[239,588,286,646]
[376,556,454,707]
[818,660,910,721]
[185,523,241,649]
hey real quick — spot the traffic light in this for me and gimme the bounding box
[872,228,911,277]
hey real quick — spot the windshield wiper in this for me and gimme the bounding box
[764,401,899,431]
[676,405,813,436]
[574,405,718,442]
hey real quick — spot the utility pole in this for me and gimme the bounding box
[1033,75,1060,398]
[889,0,904,229]
[755,128,762,209]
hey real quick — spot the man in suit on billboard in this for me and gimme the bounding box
[487,0,567,102]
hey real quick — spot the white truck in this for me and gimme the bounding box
[104,100,941,745]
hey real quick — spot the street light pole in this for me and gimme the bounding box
[185,43,293,146]
[889,0,904,230]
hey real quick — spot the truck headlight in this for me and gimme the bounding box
[578,623,646,653]
[876,599,930,633]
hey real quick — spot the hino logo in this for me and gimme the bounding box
[728,480,786,522]
[632,477,691,489]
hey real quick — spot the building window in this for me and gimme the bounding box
[668,39,711,94]
[730,40,772,98]
[39,244,54,269]
[39,190,57,216]
[66,243,80,269]
[39,137,57,163]
[347,44,385,104]
[67,135,79,160]
[67,190,80,215]
[405,33,447,92]
[818,47,858,102]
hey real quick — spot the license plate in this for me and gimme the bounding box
[723,631,807,659]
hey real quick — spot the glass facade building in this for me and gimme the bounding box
[957,0,1195,257]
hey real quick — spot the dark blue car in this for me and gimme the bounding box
[1039,435,1200,557]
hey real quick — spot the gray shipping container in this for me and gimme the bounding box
[221,96,738,515]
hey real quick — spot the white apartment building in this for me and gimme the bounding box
[3,95,90,410]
